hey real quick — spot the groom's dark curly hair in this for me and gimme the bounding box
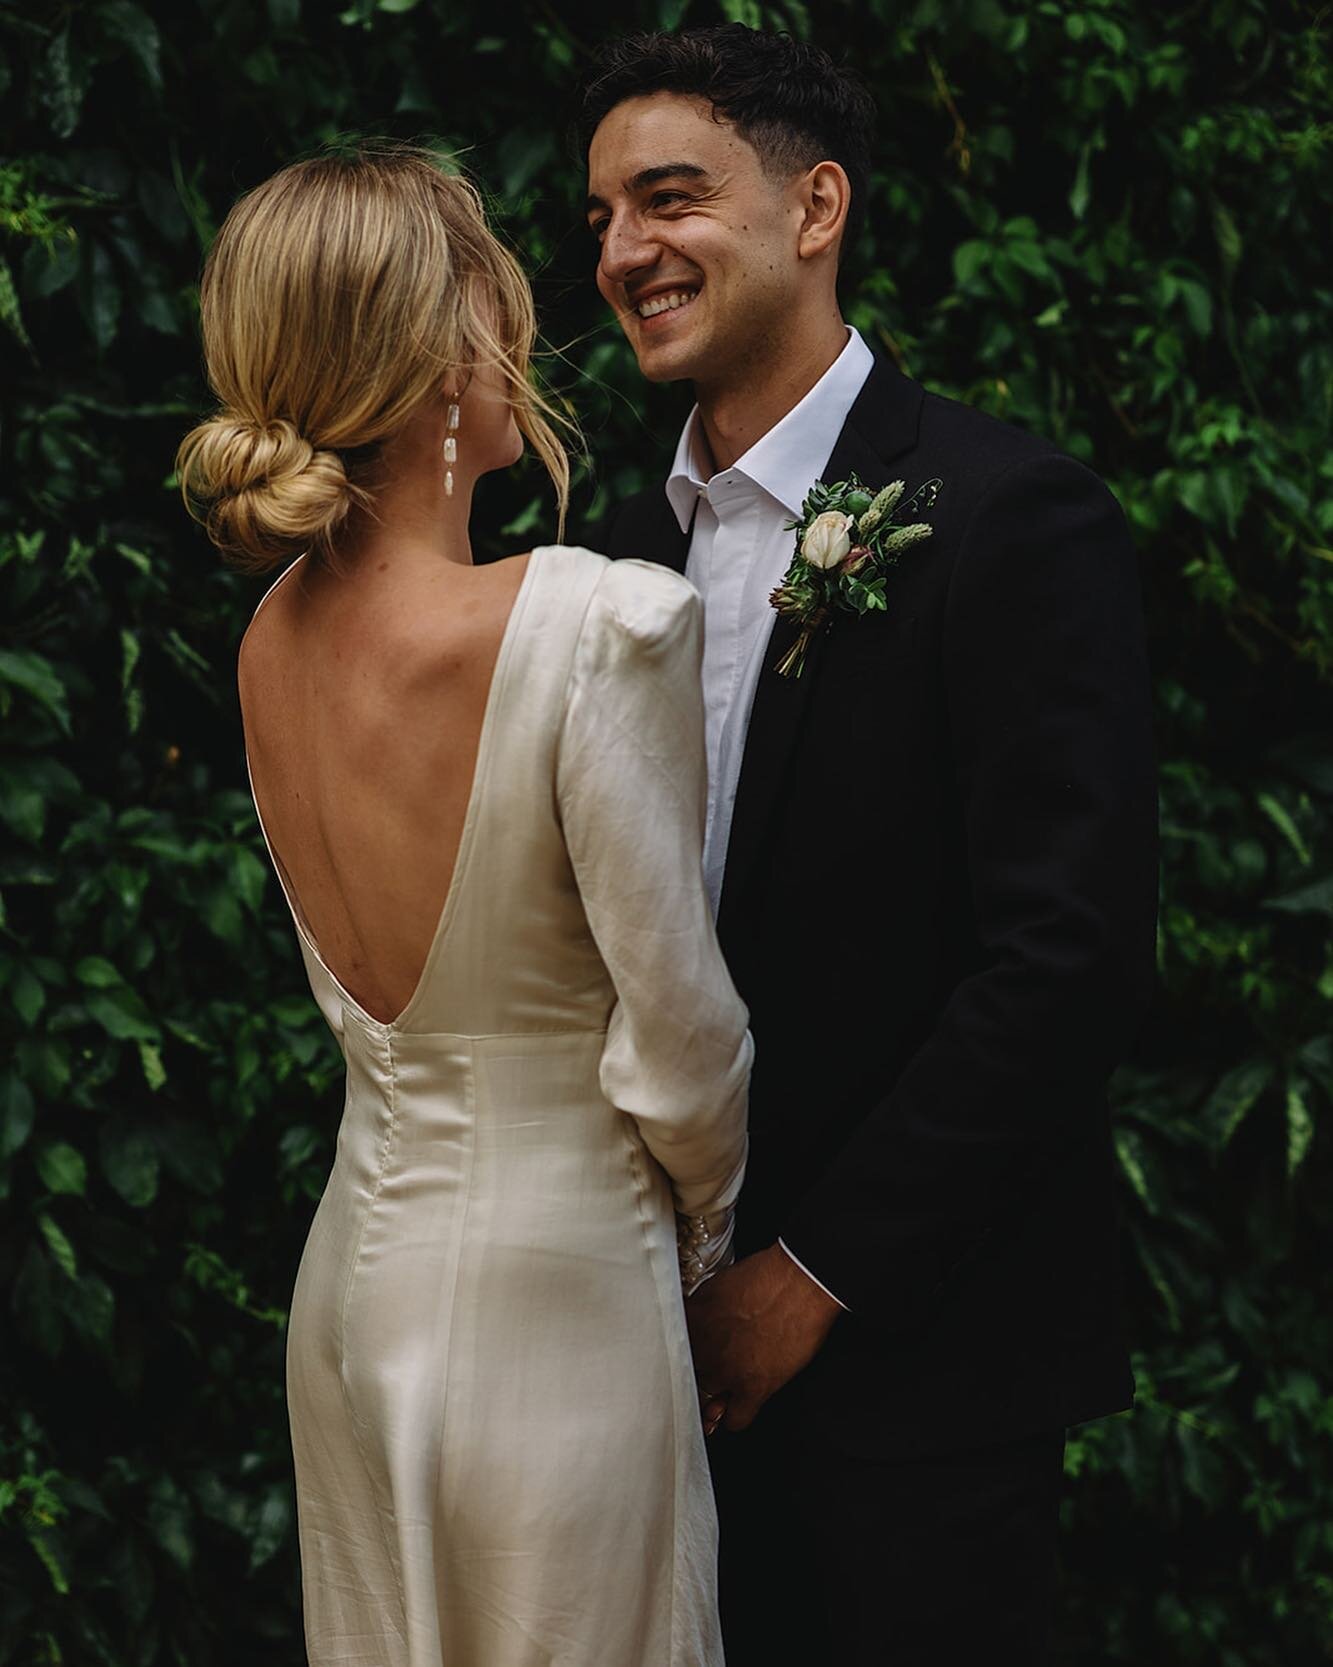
[577,24,877,256]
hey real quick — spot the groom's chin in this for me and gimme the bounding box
[638,361,693,386]
[630,342,700,387]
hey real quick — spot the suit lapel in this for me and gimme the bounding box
[717,359,925,951]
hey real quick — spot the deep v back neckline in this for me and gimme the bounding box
[241,547,544,1035]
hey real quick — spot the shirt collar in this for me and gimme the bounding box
[664,327,875,533]
[664,407,711,533]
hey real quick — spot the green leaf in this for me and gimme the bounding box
[40,28,81,139]
[1200,1060,1274,1150]
[135,171,190,242]
[1007,241,1050,278]
[37,1142,87,1197]
[0,255,32,351]
[164,1018,211,1050]
[1116,1127,1167,1215]
[230,845,270,914]
[85,986,160,1042]
[1132,1235,1182,1332]
[1256,793,1311,865]
[952,239,990,286]
[1212,199,1242,276]
[0,650,72,734]
[23,235,80,299]
[11,964,45,1026]
[62,1271,115,1345]
[76,956,124,989]
[79,242,121,353]
[155,1118,224,1194]
[37,1212,78,1279]
[0,776,45,846]
[248,1487,292,1571]
[1069,143,1092,220]
[1177,278,1214,338]
[100,1,163,90]
[147,1476,194,1571]
[137,1039,167,1091]
[0,1074,36,1159]
[14,1241,65,1356]
[26,1525,71,1595]
[99,1122,159,1208]
[1266,875,1333,918]
[1286,1078,1314,1177]
[203,887,244,944]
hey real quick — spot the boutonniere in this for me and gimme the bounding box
[769,473,943,678]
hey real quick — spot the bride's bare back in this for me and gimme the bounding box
[238,550,531,1025]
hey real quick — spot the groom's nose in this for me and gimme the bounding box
[597,210,660,292]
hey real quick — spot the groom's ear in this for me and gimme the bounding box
[796,161,852,264]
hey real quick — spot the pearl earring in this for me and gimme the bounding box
[444,397,460,497]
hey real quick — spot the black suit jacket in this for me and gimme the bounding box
[605,358,1157,1457]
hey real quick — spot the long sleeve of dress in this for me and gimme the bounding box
[557,558,751,1247]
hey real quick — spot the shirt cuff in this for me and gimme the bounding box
[777,1237,849,1312]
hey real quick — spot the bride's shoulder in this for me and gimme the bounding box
[544,545,699,648]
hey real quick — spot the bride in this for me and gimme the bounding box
[176,144,750,1667]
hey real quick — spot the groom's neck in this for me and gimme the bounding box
[694,311,850,474]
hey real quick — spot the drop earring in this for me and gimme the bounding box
[444,395,461,497]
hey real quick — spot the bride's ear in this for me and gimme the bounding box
[797,162,851,261]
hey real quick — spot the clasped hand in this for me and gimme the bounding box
[687,1242,841,1434]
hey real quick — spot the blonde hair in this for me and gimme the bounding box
[177,143,570,573]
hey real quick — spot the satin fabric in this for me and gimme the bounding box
[244,546,751,1666]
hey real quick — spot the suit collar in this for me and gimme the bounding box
[822,354,925,489]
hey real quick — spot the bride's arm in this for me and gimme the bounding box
[557,559,750,1287]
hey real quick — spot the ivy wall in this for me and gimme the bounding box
[1,0,1330,1660]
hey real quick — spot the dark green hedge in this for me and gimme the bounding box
[2,0,1331,1661]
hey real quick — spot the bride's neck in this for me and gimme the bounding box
[336,424,477,573]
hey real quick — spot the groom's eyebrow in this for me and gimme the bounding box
[584,163,711,218]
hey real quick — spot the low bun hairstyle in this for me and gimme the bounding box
[177,143,569,574]
[180,415,358,570]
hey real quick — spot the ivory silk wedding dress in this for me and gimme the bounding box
[242,545,750,1667]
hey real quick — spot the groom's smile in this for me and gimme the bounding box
[627,280,703,340]
[633,286,700,320]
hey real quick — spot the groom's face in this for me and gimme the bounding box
[586,92,803,388]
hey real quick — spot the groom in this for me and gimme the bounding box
[581,24,1157,1666]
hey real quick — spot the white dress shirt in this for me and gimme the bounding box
[668,327,875,914]
[666,326,875,1310]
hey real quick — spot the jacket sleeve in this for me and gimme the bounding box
[557,558,751,1251]
[780,453,1159,1326]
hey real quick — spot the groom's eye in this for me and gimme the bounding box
[649,192,689,211]
[589,217,610,241]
